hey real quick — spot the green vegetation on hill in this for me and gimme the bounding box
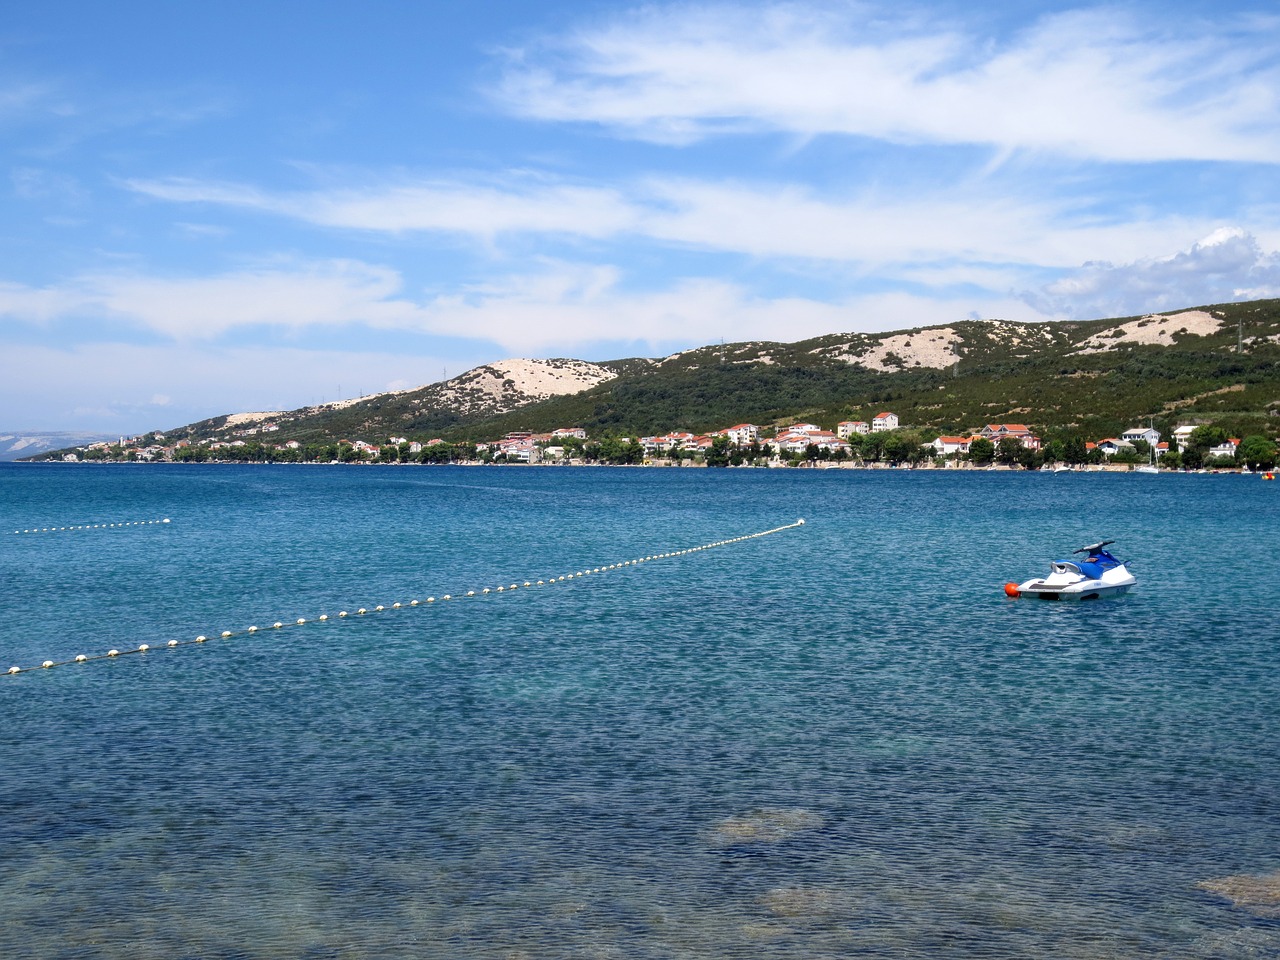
[454,301,1280,443]
[28,299,1280,462]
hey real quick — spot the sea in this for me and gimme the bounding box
[1,462,1277,959]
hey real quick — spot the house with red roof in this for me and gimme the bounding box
[978,423,1041,450]
[930,436,972,456]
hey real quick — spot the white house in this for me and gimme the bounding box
[1095,438,1135,457]
[871,412,899,432]
[552,427,588,440]
[773,429,849,455]
[838,421,870,438]
[1172,425,1198,452]
[1207,439,1239,460]
[640,432,698,455]
[931,436,971,456]
[719,423,759,445]
[1121,427,1161,448]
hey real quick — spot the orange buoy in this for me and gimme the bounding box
[1004,582,1021,598]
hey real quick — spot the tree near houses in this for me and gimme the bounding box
[706,434,733,467]
[1237,435,1278,470]
[1062,435,1088,464]
[968,437,995,465]
[995,436,1022,465]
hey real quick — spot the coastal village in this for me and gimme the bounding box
[54,411,1278,471]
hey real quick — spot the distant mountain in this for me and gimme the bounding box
[24,299,1280,460]
[0,432,115,462]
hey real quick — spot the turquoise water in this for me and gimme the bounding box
[1,463,1278,958]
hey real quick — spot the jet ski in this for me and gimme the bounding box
[1004,541,1136,600]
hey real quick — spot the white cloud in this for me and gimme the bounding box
[125,171,1223,273]
[11,167,84,203]
[1024,228,1280,318]
[0,259,426,340]
[0,343,468,434]
[0,252,1048,362]
[494,4,1280,162]
[0,82,57,118]
[417,260,1047,352]
[635,178,1203,270]
[126,175,638,238]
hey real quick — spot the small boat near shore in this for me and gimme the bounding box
[1004,540,1136,600]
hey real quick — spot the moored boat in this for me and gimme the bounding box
[1004,540,1136,601]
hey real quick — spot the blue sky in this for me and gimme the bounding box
[3,0,1279,432]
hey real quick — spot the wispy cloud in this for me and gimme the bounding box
[124,170,1230,273]
[2,343,469,432]
[493,4,1280,162]
[421,263,1046,352]
[0,255,1047,358]
[125,175,637,238]
[0,259,423,340]
[0,82,61,119]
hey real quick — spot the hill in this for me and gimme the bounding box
[27,299,1280,459]
[0,432,116,462]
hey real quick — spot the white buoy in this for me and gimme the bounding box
[442,594,451,600]
[195,635,207,642]
[339,611,349,618]
[42,660,54,668]
[427,597,435,603]
[296,618,306,625]
[138,644,149,652]
[168,639,179,647]
[75,654,87,662]
[392,602,401,608]
[357,609,367,615]
[248,626,258,633]
[8,666,19,674]
[107,649,120,657]
[375,605,385,611]
[319,614,329,620]
[409,601,418,607]
[221,631,232,638]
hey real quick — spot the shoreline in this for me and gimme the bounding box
[6,459,1260,475]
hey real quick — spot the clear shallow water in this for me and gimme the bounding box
[1,463,1278,959]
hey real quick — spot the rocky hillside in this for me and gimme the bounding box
[26,299,1280,458]
[173,357,649,444]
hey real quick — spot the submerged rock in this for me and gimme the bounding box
[761,886,843,919]
[1198,870,1280,916]
[712,807,824,844]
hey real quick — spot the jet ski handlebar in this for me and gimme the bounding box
[1073,540,1115,554]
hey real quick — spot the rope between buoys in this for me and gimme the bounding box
[11,518,172,535]
[5,518,805,675]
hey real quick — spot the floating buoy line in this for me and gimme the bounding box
[5,519,805,676]
[12,518,171,535]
